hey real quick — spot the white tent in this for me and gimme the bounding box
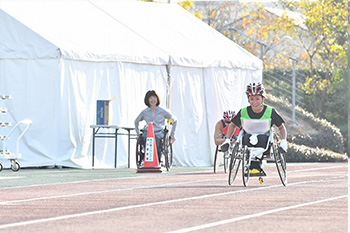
[0,0,262,168]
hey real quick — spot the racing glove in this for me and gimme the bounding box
[280,139,288,153]
[221,139,230,152]
[231,135,237,141]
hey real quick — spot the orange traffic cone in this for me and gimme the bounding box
[136,122,162,173]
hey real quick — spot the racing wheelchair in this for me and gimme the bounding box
[135,125,173,171]
[213,135,238,173]
[228,128,287,187]
[213,145,230,173]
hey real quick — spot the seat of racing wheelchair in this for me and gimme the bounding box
[242,133,270,159]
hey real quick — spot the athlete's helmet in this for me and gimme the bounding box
[246,82,265,98]
[223,110,236,121]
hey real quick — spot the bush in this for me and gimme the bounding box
[286,143,348,162]
[265,93,345,153]
[288,133,343,154]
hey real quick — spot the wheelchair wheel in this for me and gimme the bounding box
[169,141,173,167]
[213,146,219,173]
[242,145,250,187]
[163,134,173,171]
[273,143,287,186]
[228,143,240,185]
[11,160,20,172]
[135,134,144,168]
[223,151,230,173]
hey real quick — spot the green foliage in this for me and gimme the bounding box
[265,93,345,153]
[280,0,348,69]
[178,0,203,20]
[303,74,330,95]
[178,0,193,11]
[264,67,347,130]
[301,0,348,66]
[233,4,299,69]
[277,0,348,121]
[288,131,344,153]
[285,143,348,162]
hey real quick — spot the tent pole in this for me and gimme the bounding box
[201,68,212,164]
[166,57,171,109]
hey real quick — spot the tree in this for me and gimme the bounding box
[191,1,247,32]
[279,0,348,154]
[193,1,306,69]
[230,4,302,69]
[282,0,348,71]
[178,0,203,20]
[280,0,348,119]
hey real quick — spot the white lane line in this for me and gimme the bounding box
[0,169,211,190]
[289,165,348,173]
[1,171,344,206]
[0,164,345,190]
[0,177,346,229]
[0,178,225,205]
[166,195,348,233]
[0,183,286,229]
[0,169,346,206]
[0,176,24,180]
[0,175,156,190]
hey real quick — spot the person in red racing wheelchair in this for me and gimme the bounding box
[214,110,240,152]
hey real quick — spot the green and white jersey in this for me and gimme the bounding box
[240,106,272,134]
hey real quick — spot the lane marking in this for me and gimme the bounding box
[1,173,346,206]
[289,165,348,173]
[166,195,348,233]
[0,169,347,205]
[0,164,345,190]
[0,176,346,229]
[0,169,212,190]
[0,175,158,190]
[0,176,24,180]
[0,178,225,205]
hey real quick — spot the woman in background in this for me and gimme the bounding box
[134,90,177,163]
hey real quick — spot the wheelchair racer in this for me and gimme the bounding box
[134,90,177,164]
[222,82,288,174]
[214,110,240,152]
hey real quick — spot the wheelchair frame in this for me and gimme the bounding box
[213,144,232,174]
[135,125,173,171]
[228,128,287,186]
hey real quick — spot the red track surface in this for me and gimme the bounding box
[0,162,348,233]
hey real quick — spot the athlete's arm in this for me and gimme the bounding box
[214,121,225,146]
[278,123,287,140]
[272,109,287,140]
[277,123,288,152]
[225,122,237,142]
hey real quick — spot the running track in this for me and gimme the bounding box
[0,162,348,233]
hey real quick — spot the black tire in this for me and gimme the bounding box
[11,161,20,172]
[136,134,144,168]
[169,140,173,167]
[164,133,173,171]
[274,144,287,186]
[223,151,230,173]
[228,143,240,185]
[213,146,219,173]
[242,145,250,187]
[0,162,3,172]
